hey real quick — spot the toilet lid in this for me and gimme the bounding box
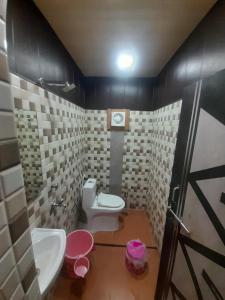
[97,193,124,208]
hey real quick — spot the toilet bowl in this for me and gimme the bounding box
[82,178,125,232]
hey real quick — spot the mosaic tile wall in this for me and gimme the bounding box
[85,110,110,193]
[15,110,43,203]
[147,101,182,250]
[11,73,86,232]
[0,0,41,298]
[11,71,181,251]
[122,111,152,209]
[85,102,182,250]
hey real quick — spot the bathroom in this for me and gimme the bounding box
[0,0,225,299]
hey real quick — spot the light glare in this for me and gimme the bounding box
[117,53,134,71]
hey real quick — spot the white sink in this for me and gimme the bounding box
[31,228,66,298]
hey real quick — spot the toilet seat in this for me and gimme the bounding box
[97,193,124,208]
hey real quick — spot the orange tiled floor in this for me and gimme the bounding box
[94,210,157,247]
[52,210,160,300]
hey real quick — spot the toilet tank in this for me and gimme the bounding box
[82,178,96,210]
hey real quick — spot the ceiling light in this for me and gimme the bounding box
[117,53,134,71]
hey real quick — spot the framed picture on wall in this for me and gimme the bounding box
[107,109,129,131]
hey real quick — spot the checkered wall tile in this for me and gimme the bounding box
[121,102,182,250]
[0,1,41,297]
[84,103,182,250]
[11,73,86,232]
[146,100,182,250]
[12,73,182,250]
[15,110,43,203]
[122,111,153,209]
[85,110,110,193]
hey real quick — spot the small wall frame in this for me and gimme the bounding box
[107,109,130,131]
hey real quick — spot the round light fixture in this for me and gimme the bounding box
[117,52,134,71]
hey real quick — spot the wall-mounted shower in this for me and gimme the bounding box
[38,77,76,93]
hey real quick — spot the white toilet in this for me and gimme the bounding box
[82,178,125,232]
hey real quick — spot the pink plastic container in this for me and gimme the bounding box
[74,257,90,278]
[125,239,147,275]
[64,230,94,278]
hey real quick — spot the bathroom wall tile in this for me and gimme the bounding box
[0,181,3,200]
[122,110,152,209]
[0,140,20,171]
[17,246,34,280]
[0,248,15,285]
[13,229,32,262]
[0,0,7,21]
[0,111,16,140]
[0,50,9,82]
[0,16,39,300]
[85,110,110,193]
[0,268,20,299]
[26,81,40,96]
[25,277,40,300]
[5,188,26,221]
[15,109,43,203]
[146,100,182,250]
[10,284,25,300]
[0,165,24,197]
[0,19,6,51]
[14,97,23,109]
[0,81,13,111]
[21,263,36,293]
[20,79,28,91]
[10,72,180,252]
[0,201,7,229]
[0,226,11,257]
[12,74,86,230]
[9,209,29,243]
[10,73,20,88]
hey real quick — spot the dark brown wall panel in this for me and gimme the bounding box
[6,0,225,111]
[85,1,225,111]
[153,1,225,109]
[84,77,155,111]
[6,0,85,107]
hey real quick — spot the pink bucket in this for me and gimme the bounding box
[64,230,94,278]
[125,239,147,275]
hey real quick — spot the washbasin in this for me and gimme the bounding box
[31,228,66,298]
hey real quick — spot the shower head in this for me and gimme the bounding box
[37,78,76,93]
[62,82,76,93]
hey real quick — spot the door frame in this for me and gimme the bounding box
[155,80,202,300]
